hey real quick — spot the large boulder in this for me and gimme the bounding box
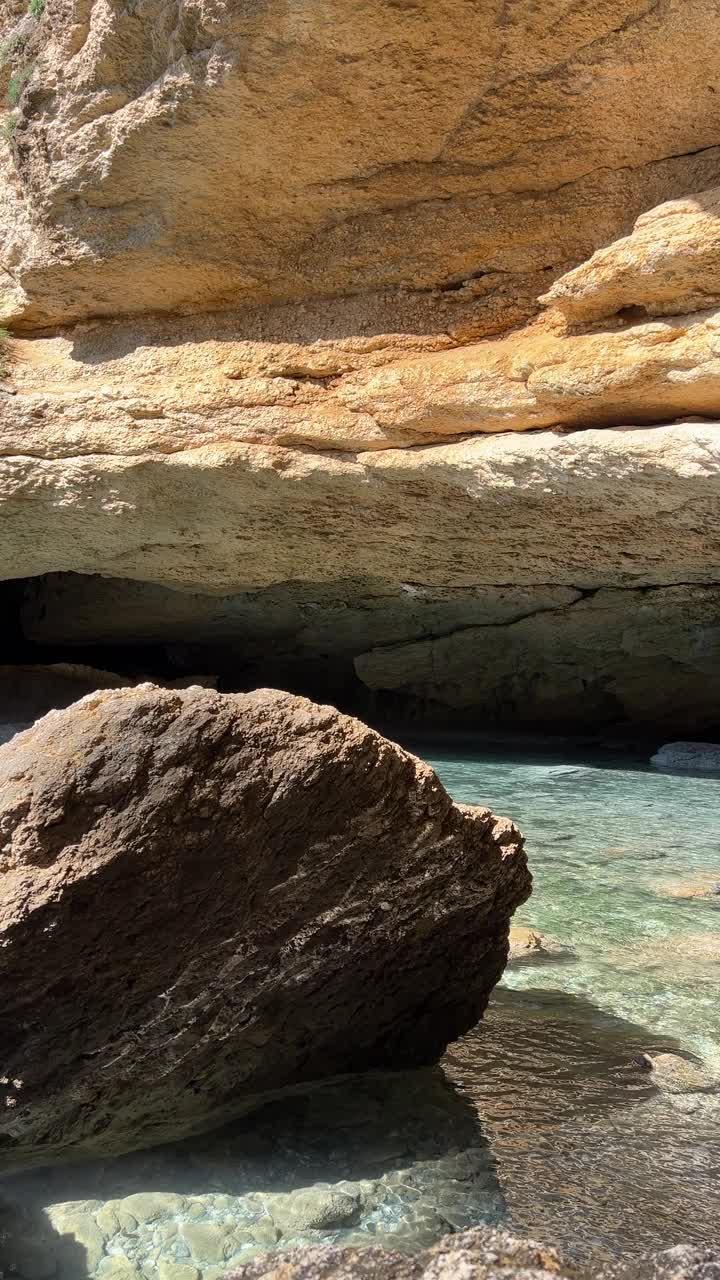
[0,684,529,1167]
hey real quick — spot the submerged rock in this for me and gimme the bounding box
[223,1227,720,1280]
[637,1053,718,1096]
[0,685,529,1166]
[507,926,571,964]
[650,742,720,773]
[656,876,720,901]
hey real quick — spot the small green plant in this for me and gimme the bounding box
[7,63,33,107]
[0,33,22,68]
[1,111,17,142]
[27,0,45,15]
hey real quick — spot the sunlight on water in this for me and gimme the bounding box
[427,748,720,1068]
[1,738,719,1274]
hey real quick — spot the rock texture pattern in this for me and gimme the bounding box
[0,684,529,1165]
[223,1228,720,1280]
[542,187,720,323]
[650,742,720,772]
[3,0,720,329]
[1,2,720,731]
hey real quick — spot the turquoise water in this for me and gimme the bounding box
[427,748,720,1067]
[2,741,720,1274]
[427,746,720,1257]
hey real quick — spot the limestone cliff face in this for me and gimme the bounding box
[3,0,720,329]
[1,0,719,731]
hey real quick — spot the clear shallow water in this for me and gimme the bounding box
[433,748,720,1256]
[427,747,720,1066]
[2,741,720,1276]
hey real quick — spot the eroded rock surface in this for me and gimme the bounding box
[1,7,720,733]
[0,684,529,1165]
[223,1227,720,1280]
[542,187,720,323]
[651,742,720,772]
[4,417,718,729]
[3,0,720,328]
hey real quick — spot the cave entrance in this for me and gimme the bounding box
[0,572,372,725]
[1,572,719,743]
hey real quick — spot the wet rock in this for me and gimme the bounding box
[614,932,720,973]
[0,684,529,1166]
[180,1222,231,1264]
[263,1188,361,1235]
[96,1204,122,1236]
[638,1053,718,1095]
[223,1226,720,1280]
[156,1264,199,1280]
[651,742,720,773]
[248,1219,282,1247]
[120,1195,186,1225]
[507,926,569,964]
[98,1259,142,1280]
[656,877,720,901]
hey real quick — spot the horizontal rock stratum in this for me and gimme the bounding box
[2,0,720,329]
[1,2,720,732]
[0,684,529,1166]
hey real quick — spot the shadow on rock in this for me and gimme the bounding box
[0,1192,90,1279]
[442,986,720,1258]
[0,1068,504,1274]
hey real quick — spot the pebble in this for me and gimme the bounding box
[180,1221,231,1263]
[157,1264,200,1280]
[121,1195,186,1225]
[98,1260,141,1280]
[261,1187,360,1234]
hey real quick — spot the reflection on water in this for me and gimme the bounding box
[1,743,719,1273]
[446,987,720,1258]
[2,987,718,1274]
[0,1069,503,1278]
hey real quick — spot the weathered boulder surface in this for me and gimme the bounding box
[0,684,529,1166]
[507,926,570,965]
[224,1227,720,1280]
